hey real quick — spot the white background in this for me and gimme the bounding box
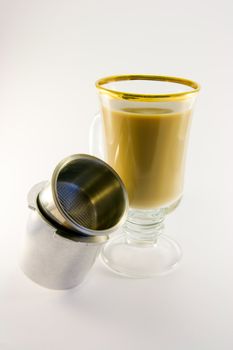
[0,0,232,349]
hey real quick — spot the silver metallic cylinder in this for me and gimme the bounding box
[20,182,108,290]
[38,154,128,236]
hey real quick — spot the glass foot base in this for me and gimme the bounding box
[101,234,182,278]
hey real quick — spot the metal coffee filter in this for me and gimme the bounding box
[38,154,128,235]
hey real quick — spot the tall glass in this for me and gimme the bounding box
[91,75,200,277]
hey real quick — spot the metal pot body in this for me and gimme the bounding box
[20,183,108,290]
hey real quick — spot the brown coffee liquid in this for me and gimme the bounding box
[101,107,192,209]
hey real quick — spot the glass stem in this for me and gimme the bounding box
[123,209,165,246]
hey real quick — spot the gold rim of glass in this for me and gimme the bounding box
[96,74,200,102]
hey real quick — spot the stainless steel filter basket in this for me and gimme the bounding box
[21,182,109,290]
[38,154,128,236]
